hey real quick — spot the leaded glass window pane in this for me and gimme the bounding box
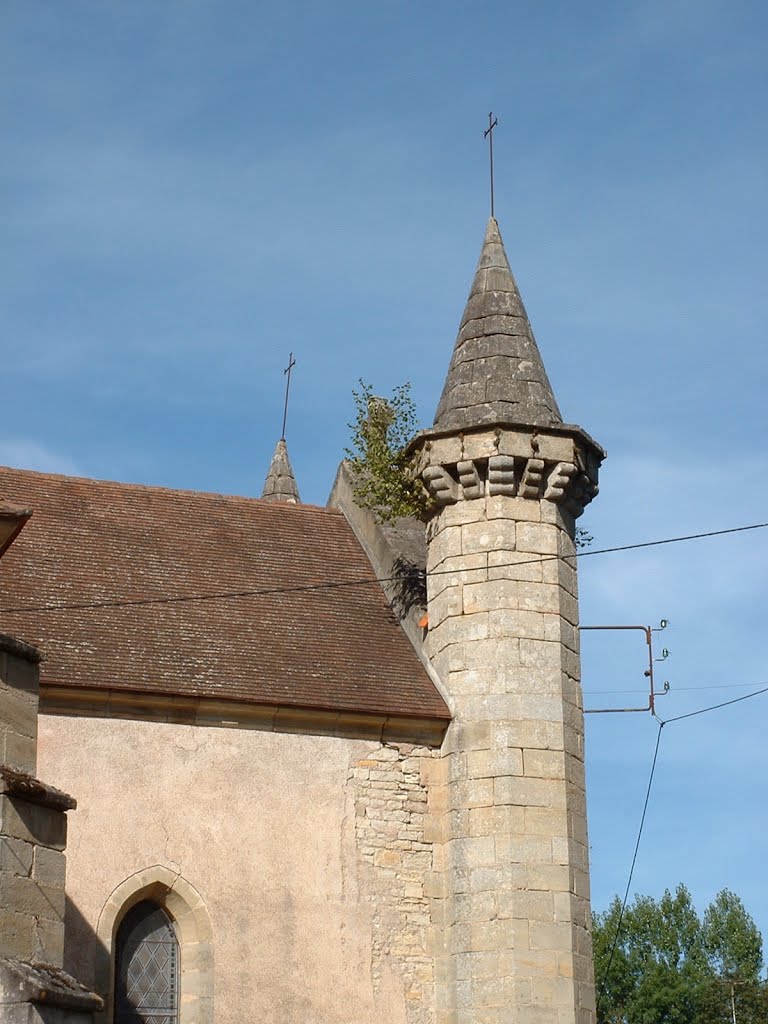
[115,901,179,1024]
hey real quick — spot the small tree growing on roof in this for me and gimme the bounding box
[345,380,434,524]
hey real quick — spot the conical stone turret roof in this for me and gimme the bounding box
[433,218,562,432]
[261,439,300,503]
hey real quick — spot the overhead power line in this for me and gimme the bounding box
[0,520,765,616]
[596,722,664,1015]
[595,680,768,1008]
[584,680,768,696]
[659,683,768,724]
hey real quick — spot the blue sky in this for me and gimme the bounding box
[2,0,767,946]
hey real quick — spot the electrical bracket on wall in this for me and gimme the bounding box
[581,620,670,715]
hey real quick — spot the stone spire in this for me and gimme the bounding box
[433,217,562,431]
[261,439,300,504]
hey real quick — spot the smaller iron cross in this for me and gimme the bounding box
[281,352,296,441]
[484,112,499,219]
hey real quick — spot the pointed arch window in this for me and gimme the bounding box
[115,900,179,1024]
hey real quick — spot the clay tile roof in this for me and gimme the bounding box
[0,467,449,723]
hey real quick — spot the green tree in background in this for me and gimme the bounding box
[594,885,767,1024]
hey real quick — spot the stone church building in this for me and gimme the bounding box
[0,218,602,1024]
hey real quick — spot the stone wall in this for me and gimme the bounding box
[349,742,443,1023]
[0,638,68,967]
[0,635,102,1023]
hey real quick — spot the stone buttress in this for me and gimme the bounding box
[413,219,604,1024]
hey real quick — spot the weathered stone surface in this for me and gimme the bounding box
[0,797,67,852]
[424,469,596,1022]
[433,219,562,432]
[260,438,301,503]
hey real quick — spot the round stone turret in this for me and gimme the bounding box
[417,218,604,1024]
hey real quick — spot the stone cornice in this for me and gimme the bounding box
[0,633,43,664]
[411,423,603,519]
[406,419,605,461]
[40,686,450,747]
[0,766,76,812]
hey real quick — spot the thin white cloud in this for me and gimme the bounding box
[0,440,81,476]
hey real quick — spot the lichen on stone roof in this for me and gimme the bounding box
[261,439,301,503]
[433,217,562,432]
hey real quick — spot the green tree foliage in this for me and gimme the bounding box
[345,381,434,523]
[594,885,767,1024]
[345,380,595,543]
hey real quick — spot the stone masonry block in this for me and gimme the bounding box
[32,847,65,888]
[468,919,515,953]
[429,586,463,627]
[35,915,65,965]
[0,732,36,775]
[486,495,541,522]
[462,579,518,614]
[516,582,561,614]
[453,945,499,978]
[529,974,580,1007]
[461,520,516,555]
[525,752,567,793]
[0,687,37,741]
[519,638,563,671]
[431,613,490,652]
[453,836,496,869]
[489,608,545,640]
[525,806,569,838]
[439,499,489,528]
[497,889,554,923]
[487,551,542,584]
[427,524,463,571]
[466,748,523,780]
[1,653,39,698]
[0,836,33,876]
[508,947,558,975]
[542,555,578,596]
[449,778,495,810]
[543,616,579,652]
[469,804,525,837]
[4,874,65,921]
[494,775,564,809]
[472,975,515,1009]
[526,864,571,892]
[493,720,565,752]
[562,677,583,708]
[529,921,577,953]
[568,808,589,848]
[553,891,578,925]
[0,907,36,958]
[552,837,588,872]
[516,523,560,555]
[458,638,519,674]
[469,866,515,894]
[508,693,569,724]
[0,797,67,851]
[559,587,580,626]
[449,671,491,696]
[455,693,515,724]
[496,834,554,867]
[441,720,490,757]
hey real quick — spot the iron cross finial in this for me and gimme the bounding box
[281,352,296,441]
[484,112,499,219]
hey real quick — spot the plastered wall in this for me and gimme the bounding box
[37,714,439,1024]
